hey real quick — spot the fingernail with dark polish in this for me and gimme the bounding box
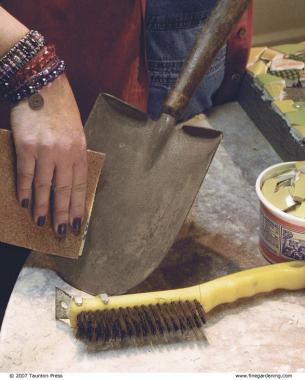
[21,199,29,208]
[37,216,46,227]
[72,218,82,233]
[57,223,67,236]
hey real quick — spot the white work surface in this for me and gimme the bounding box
[1,103,305,372]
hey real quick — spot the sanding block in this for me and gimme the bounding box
[0,128,105,259]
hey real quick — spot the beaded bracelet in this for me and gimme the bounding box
[6,57,60,94]
[7,44,57,89]
[0,30,66,106]
[0,30,45,85]
[6,59,66,104]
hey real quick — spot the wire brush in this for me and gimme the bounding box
[55,261,305,348]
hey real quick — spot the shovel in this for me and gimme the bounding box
[53,0,249,295]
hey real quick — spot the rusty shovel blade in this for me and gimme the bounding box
[52,0,247,295]
[53,94,222,295]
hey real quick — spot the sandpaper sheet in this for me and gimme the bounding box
[0,128,105,259]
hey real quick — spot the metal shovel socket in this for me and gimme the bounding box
[149,0,250,164]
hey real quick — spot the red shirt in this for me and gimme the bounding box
[0,0,252,124]
[0,0,148,126]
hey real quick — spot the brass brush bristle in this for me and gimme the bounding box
[75,300,205,345]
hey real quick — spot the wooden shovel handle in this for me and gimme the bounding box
[163,0,250,118]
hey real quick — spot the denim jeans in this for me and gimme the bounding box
[146,0,226,121]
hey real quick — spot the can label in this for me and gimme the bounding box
[260,206,305,261]
[281,228,305,260]
[260,211,281,256]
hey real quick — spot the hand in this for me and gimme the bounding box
[10,74,88,237]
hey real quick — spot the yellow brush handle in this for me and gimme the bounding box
[69,262,305,328]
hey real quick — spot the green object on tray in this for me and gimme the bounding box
[272,43,305,55]
[273,100,296,114]
[264,82,285,100]
[256,73,285,88]
[248,60,268,76]
[286,109,305,126]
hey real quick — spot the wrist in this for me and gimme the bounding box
[0,18,67,107]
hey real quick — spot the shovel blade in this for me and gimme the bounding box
[54,94,222,295]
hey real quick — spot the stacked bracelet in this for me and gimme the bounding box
[6,60,66,104]
[8,44,57,89]
[0,30,66,106]
[0,30,45,85]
